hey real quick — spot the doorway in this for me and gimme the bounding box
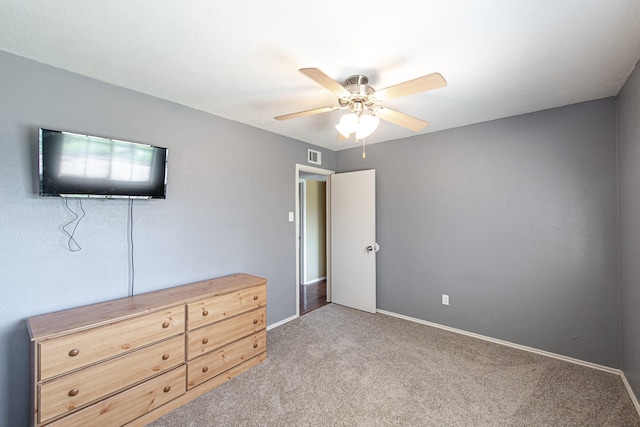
[295,164,333,316]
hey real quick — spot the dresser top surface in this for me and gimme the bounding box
[28,273,266,340]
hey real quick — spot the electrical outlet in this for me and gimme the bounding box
[442,294,449,306]
[288,212,294,222]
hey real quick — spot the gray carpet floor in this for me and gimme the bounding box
[149,304,640,426]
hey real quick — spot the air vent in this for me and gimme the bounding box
[308,149,321,165]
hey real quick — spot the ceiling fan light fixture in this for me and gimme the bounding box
[355,113,380,139]
[336,110,379,140]
[335,123,352,138]
[336,112,358,137]
[340,112,358,128]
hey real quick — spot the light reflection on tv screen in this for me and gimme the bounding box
[59,134,154,183]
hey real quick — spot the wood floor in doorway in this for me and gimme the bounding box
[300,279,330,315]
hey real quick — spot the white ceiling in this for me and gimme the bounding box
[2,1,640,151]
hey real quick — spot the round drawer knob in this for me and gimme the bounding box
[162,354,170,361]
[162,322,170,329]
[202,310,209,316]
[202,366,209,373]
[202,338,209,344]
[163,386,171,393]
[253,343,258,349]
[68,349,80,357]
[253,319,259,325]
[253,296,259,301]
[68,388,79,397]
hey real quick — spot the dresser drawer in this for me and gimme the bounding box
[39,305,185,381]
[188,307,266,360]
[46,366,186,426]
[39,335,185,424]
[187,285,265,330]
[29,274,268,427]
[187,330,266,389]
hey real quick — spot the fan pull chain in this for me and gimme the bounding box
[362,138,366,159]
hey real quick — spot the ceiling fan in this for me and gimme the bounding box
[274,68,447,143]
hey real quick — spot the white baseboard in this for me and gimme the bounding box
[267,314,298,331]
[302,276,327,285]
[377,309,640,417]
[376,309,619,374]
[621,371,640,416]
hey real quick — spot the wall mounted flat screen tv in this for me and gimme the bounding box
[39,128,168,199]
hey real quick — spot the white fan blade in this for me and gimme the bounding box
[275,106,339,121]
[300,68,351,97]
[376,107,429,131]
[376,73,447,100]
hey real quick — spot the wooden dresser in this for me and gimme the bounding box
[27,273,267,426]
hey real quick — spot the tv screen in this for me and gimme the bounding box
[39,128,168,199]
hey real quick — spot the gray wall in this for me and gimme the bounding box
[1,48,635,425]
[618,60,640,400]
[337,98,620,368]
[0,51,335,426]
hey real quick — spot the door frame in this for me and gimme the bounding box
[298,179,307,285]
[295,164,334,317]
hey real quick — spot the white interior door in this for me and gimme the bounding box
[330,169,377,313]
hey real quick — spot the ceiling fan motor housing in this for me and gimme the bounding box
[339,74,377,111]
[344,74,369,86]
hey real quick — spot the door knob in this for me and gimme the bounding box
[366,243,380,253]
